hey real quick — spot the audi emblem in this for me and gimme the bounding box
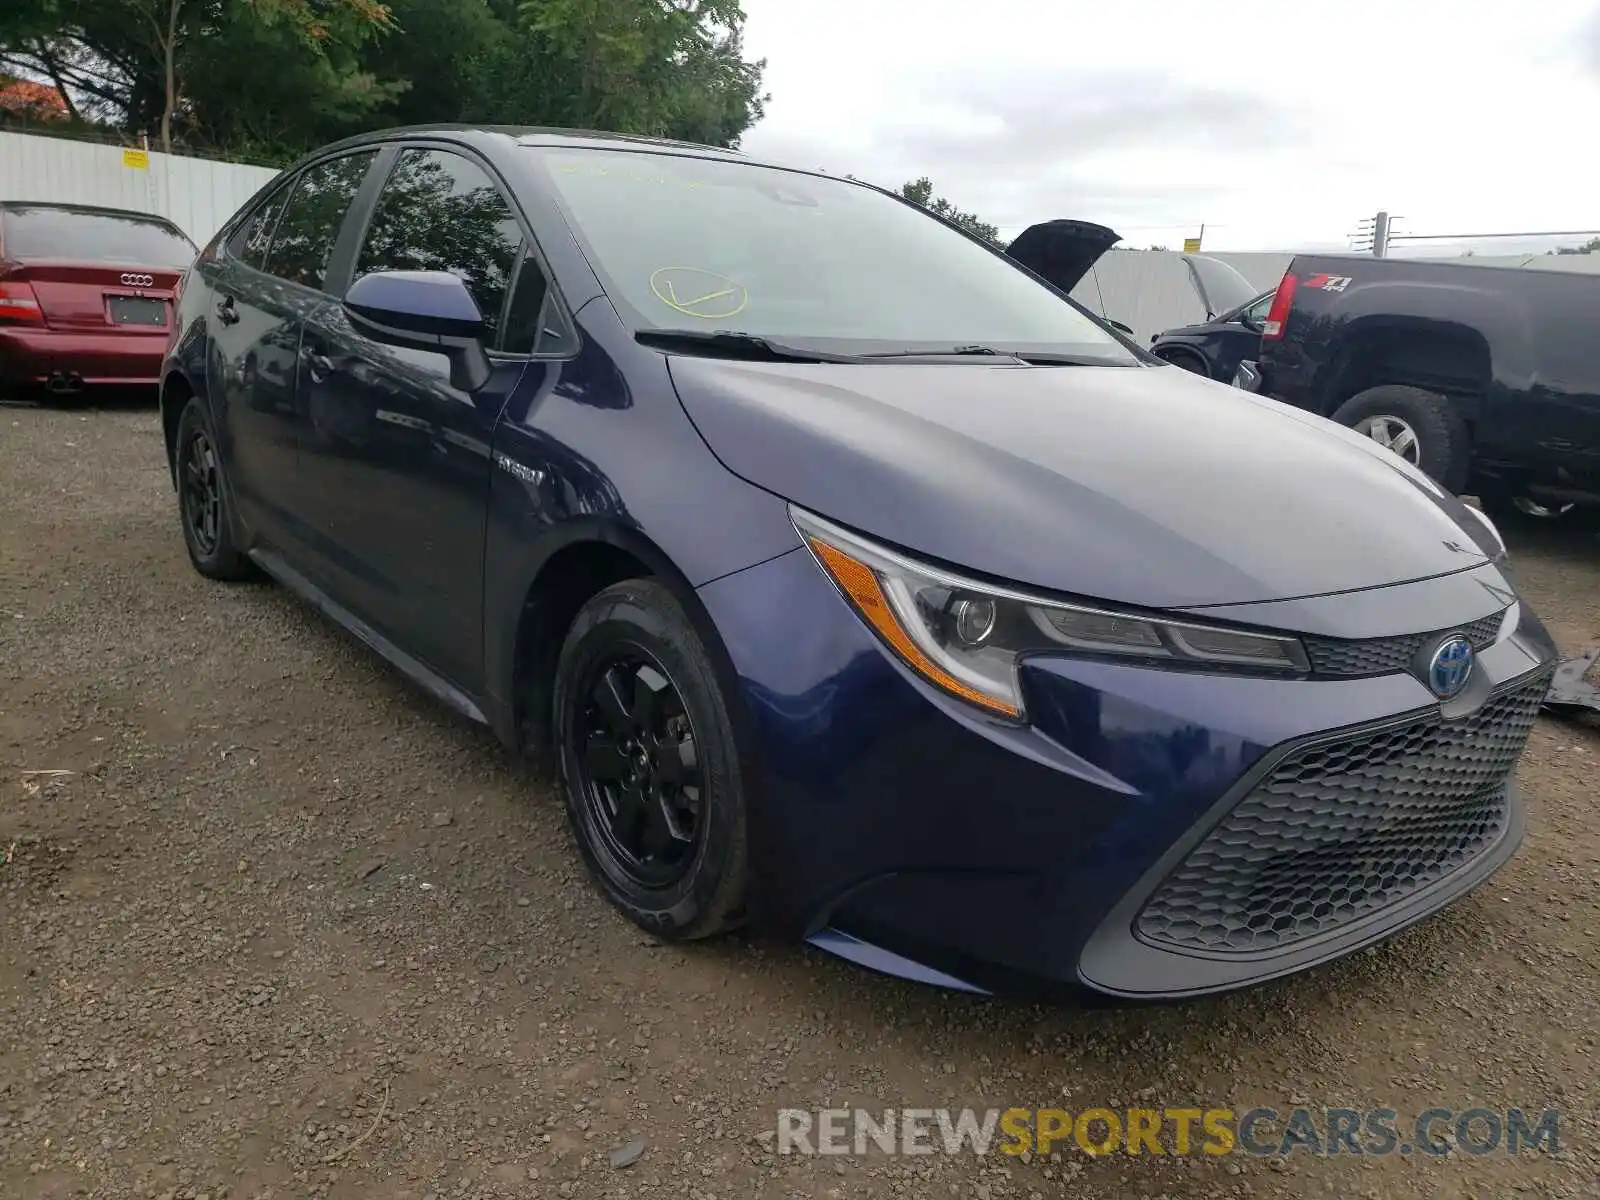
[120,273,155,287]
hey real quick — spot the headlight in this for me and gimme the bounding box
[792,507,1310,720]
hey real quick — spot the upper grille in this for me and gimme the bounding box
[1302,611,1506,678]
[1135,670,1548,955]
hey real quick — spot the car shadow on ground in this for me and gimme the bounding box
[1,385,159,412]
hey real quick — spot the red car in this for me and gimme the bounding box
[0,201,197,400]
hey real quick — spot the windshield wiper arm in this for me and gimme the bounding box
[862,344,1111,365]
[634,329,865,363]
[862,344,1015,360]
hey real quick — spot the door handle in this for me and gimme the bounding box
[305,351,334,382]
[215,296,239,326]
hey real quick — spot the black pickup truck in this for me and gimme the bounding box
[1237,254,1600,519]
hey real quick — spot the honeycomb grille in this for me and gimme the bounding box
[1302,611,1506,678]
[1135,671,1548,954]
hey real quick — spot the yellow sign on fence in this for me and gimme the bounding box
[122,148,150,170]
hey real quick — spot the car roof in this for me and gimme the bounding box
[0,200,189,230]
[311,123,753,166]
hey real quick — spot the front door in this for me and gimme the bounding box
[295,145,535,691]
[1211,294,1272,383]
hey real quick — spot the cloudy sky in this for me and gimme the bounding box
[737,0,1600,255]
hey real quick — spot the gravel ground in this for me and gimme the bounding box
[3,396,1600,1200]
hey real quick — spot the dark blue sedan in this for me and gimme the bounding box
[160,126,1557,1001]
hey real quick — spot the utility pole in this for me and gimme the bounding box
[1372,211,1390,258]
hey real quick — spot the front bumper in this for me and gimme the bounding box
[0,326,168,385]
[696,547,1556,1001]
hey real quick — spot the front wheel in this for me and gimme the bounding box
[1331,384,1471,493]
[552,579,748,941]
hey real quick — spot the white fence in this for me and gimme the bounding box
[1068,251,1293,346]
[0,131,278,247]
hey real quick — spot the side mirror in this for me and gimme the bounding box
[344,270,491,392]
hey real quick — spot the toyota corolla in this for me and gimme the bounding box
[159,126,1556,1000]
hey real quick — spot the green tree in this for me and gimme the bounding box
[0,0,395,156]
[0,0,768,162]
[504,0,764,145]
[898,176,1001,244]
[1556,236,1600,255]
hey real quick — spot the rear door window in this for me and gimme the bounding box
[263,151,377,291]
[353,148,523,343]
[1,206,195,267]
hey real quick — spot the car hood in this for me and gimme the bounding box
[1182,254,1261,319]
[1004,220,1121,293]
[668,358,1493,609]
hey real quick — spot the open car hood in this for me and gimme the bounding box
[1005,219,1121,293]
[1182,253,1261,319]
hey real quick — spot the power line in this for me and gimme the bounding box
[1389,228,1600,242]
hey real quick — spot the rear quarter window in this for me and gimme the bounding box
[226,184,293,270]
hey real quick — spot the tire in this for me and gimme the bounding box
[1478,486,1598,530]
[552,579,748,941]
[1331,384,1471,493]
[174,397,255,581]
[1160,351,1209,377]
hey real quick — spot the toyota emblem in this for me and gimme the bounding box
[120,273,155,288]
[1427,635,1475,700]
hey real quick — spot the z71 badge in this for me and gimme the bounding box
[1303,273,1353,293]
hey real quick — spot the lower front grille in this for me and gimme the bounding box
[1136,671,1549,954]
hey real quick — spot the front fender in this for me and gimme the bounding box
[480,308,801,740]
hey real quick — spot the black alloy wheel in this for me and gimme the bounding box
[182,426,223,557]
[553,579,748,941]
[575,649,704,887]
[175,396,255,580]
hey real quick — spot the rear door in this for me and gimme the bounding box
[204,151,379,542]
[294,144,544,688]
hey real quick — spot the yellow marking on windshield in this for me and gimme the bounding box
[650,267,748,320]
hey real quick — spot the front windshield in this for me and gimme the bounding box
[529,147,1135,363]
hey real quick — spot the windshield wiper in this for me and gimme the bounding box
[860,345,1115,365]
[635,329,866,363]
[862,344,1013,359]
[636,330,1122,367]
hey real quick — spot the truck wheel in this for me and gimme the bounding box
[1477,487,1594,529]
[1332,385,1471,493]
[1159,350,1209,377]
